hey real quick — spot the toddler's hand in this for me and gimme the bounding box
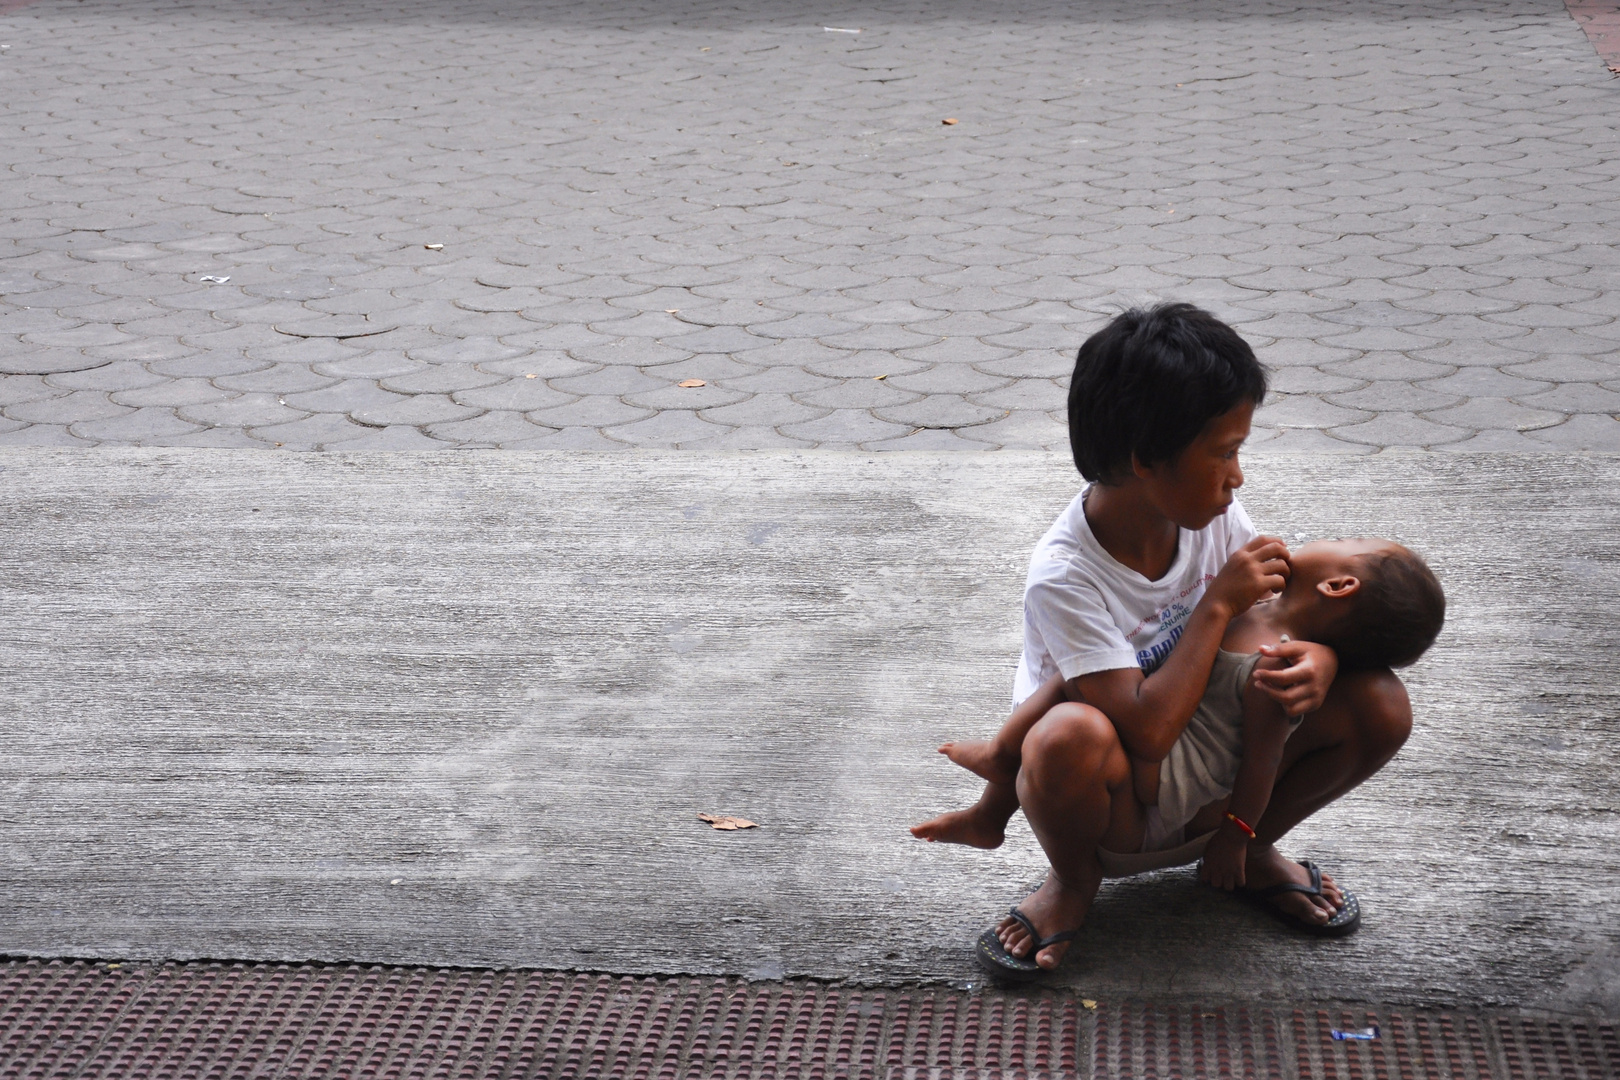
[1200,825,1249,891]
[1253,639,1338,716]
[1208,536,1291,620]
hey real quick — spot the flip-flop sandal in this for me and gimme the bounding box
[1236,859,1361,937]
[974,906,1081,983]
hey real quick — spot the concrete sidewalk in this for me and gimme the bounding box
[2,449,1615,1013]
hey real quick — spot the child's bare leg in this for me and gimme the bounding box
[996,702,1143,969]
[938,674,1069,784]
[1236,668,1410,922]
[910,778,1017,848]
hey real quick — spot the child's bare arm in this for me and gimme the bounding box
[1068,536,1292,763]
[1131,757,1161,807]
[1200,658,1296,890]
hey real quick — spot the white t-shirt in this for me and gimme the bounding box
[1013,487,1258,704]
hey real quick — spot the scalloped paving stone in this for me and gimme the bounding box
[0,347,116,376]
[273,316,399,339]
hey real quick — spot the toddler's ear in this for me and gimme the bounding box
[1317,574,1360,599]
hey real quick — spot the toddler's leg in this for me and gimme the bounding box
[911,676,1072,848]
[938,674,1069,784]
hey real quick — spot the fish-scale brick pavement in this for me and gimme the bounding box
[0,0,1617,454]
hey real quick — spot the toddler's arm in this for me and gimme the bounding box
[1200,655,1296,890]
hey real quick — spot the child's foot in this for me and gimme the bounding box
[938,739,1018,784]
[1242,844,1346,926]
[995,873,1090,970]
[909,807,1006,849]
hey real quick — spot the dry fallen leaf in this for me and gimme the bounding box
[942,118,958,125]
[1081,999,1097,1010]
[524,373,537,379]
[873,374,888,380]
[666,308,680,313]
[678,379,707,388]
[698,813,759,830]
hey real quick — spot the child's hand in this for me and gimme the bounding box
[1200,824,1249,891]
[1253,639,1338,716]
[1208,536,1291,619]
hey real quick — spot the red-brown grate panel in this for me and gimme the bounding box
[0,960,1613,1079]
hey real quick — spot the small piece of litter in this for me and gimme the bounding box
[942,118,958,125]
[524,373,537,379]
[873,374,888,380]
[1331,1026,1380,1041]
[824,26,860,33]
[665,308,680,313]
[700,46,710,51]
[424,243,444,251]
[107,964,121,970]
[678,379,707,388]
[198,275,230,284]
[698,813,759,830]
[389,878,403,885]
[1081,999,1097,1010]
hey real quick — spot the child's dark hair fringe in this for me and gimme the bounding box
[1336,549,1446,669]
[1069,303,1268,483]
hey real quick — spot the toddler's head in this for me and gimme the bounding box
[1292,539,1446,669]
[1069,302,1268,484]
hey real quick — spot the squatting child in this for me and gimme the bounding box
[909,302,1441,981]
[916,534,1444,977]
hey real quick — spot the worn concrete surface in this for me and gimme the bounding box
[0,449,1615,1013]
[2,0,1619,452]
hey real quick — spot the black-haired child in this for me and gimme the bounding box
[910,303,1420,979]
[917,536,1444,980]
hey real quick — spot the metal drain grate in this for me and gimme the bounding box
[0,960,1613,1078]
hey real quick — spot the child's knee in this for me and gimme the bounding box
[1022,703,1123,778]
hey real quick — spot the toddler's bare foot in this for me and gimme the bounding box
[910,806,1006,849]
[938,739,1018,785]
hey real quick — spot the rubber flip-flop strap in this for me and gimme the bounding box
[1248,860,1324,901]
[1008,907,1081,950]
